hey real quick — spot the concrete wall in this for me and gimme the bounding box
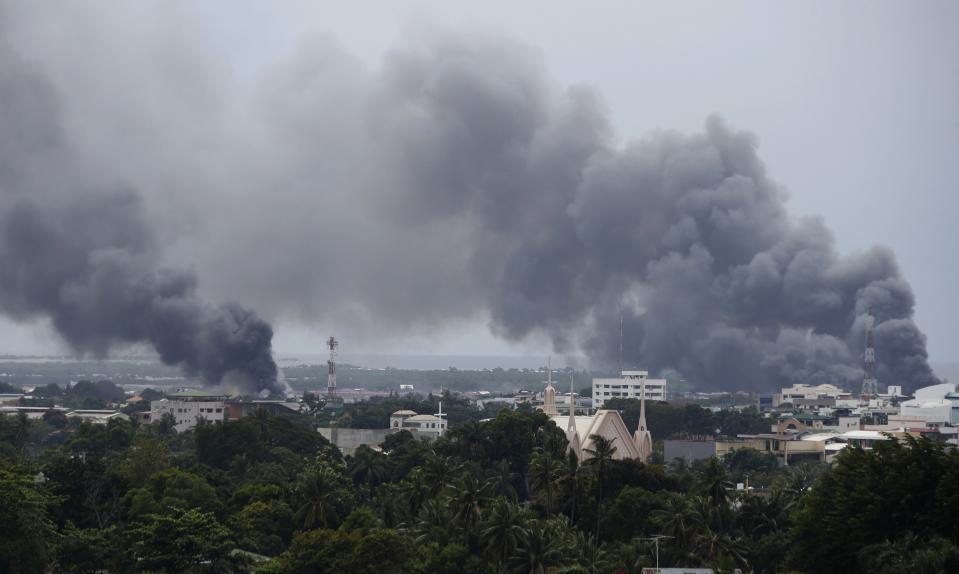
[318,427,393,457]
[664,439,717,464]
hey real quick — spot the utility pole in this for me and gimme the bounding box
[640,535,673,571]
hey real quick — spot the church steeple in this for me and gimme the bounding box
[566,372,582,460]
[543,357,558,416]
[633,374,653,463]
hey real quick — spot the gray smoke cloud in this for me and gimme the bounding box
[0,4,939,393]
[0,19,279,394]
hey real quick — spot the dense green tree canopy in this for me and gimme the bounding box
[1,402,956,573]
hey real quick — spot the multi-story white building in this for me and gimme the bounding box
[592,370,666,408]
[150,389,228,432]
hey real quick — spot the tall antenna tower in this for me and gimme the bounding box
[860,310,878,401]
[619,310,624,375]
[326,336,338,402]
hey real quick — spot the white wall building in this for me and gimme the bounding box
[389,409,447,438]
[150,389,227,432]
[898,383,959,424]
[592,370,666,408]
[779,383,847,403]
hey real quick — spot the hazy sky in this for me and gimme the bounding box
[1,1,956,366]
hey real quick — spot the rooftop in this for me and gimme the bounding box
[167,389,223,399]
[840,430,893,441]
[779,412,831,422]
[405,414,441,422]
[801,433,842,442]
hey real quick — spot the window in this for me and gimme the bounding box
[215,408,222,413]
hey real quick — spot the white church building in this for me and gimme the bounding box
[541,366,653,463]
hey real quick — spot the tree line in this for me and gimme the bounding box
[1,404,958,573]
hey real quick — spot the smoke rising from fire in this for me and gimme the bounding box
[0,25,279,394]
[0,4,940,392]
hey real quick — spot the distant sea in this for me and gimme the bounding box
[276,353,584,371]
[3,353,954,381]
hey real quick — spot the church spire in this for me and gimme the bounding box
[543,357,558,416]
[634,375,653,463]
[564,372,584,462]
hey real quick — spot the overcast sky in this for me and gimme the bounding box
[1,1,956,366]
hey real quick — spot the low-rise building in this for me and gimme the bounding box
[592,370,666,408]
[779,383,847,404]
[0,393,25,406]
[0,405,69,420]
[774,413,831,433]
[224,400,302,420]
[666,434,832,466]
[320,408,446,455]
[389,410,447,437]
[150,389,228,432]
[66,410,129,424]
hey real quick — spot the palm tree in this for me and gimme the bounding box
[448,472,489,545]
[651,493,698,549]
[294,464,346,529]
[508,519,573,574]
[607,537,653,574]
[584,435,617,542]
[569,530,614,574]
[739,488,793,537]
[558,450,582,524]
[699,457,733,507]
[485,459,519,501]
[252,407,270,444]
[529,448,562,517]
[14,412,30,459]
[857,534,959,573]
[414,497,456,545]
[480,499,528,569]
[692,523,748,570]
[450,420,488,460]
[421,455,464,496]
[349,445,389,498]
[393,469,434,524]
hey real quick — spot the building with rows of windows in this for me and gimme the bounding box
[150,389,228,432]
[591,370,666,408]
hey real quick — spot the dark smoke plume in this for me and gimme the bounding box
[0,26,278,394]
[0,5,940,393]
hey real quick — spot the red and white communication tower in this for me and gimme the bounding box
[860,310,878,401]
[326,336,338,402]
